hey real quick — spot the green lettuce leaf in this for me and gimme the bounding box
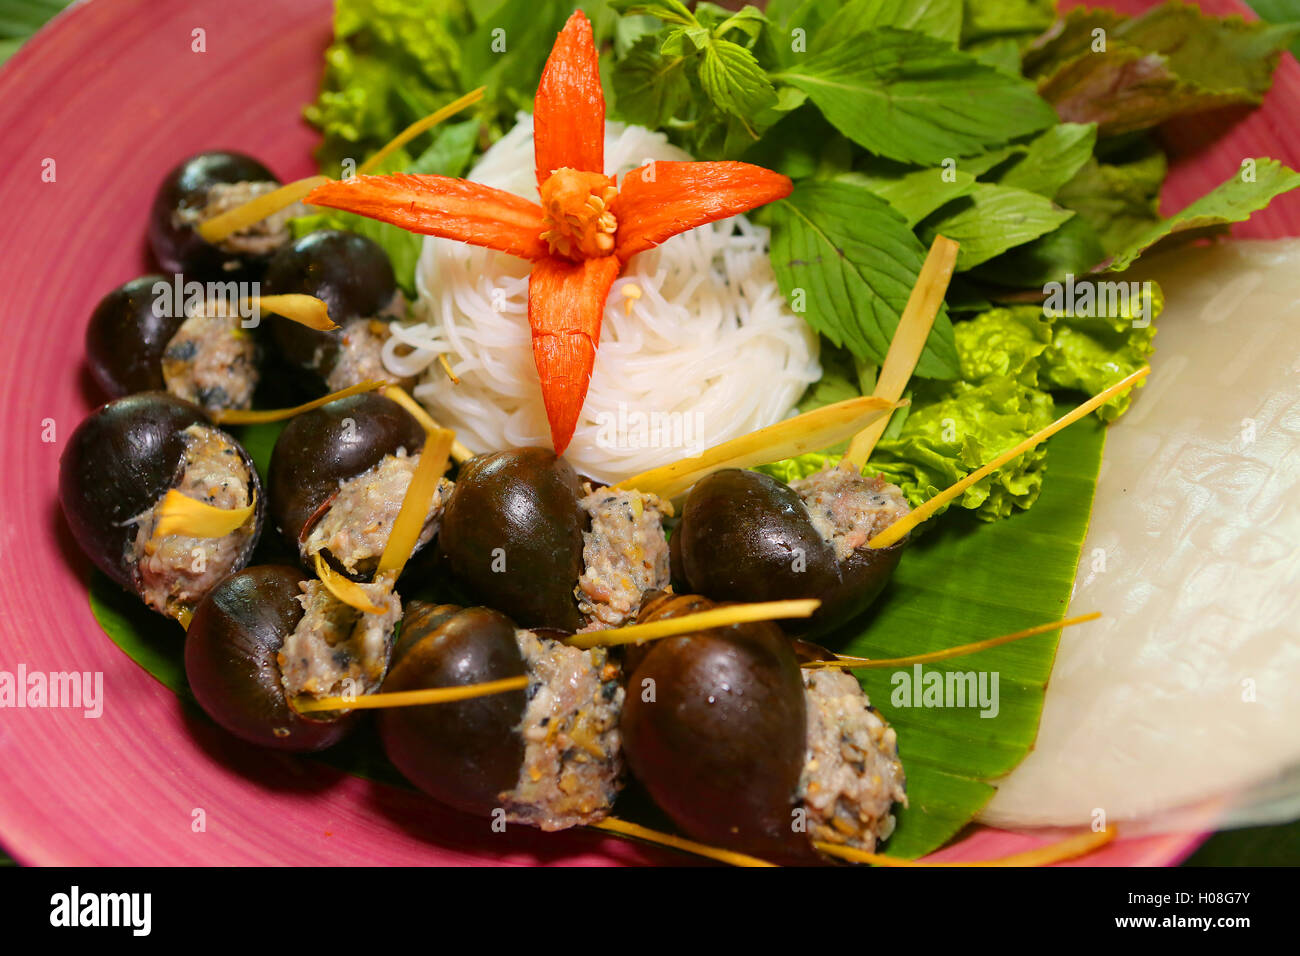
[1039,282,1162,420]
[872,376,1056,519]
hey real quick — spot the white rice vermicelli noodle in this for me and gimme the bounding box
[382,114,821,483]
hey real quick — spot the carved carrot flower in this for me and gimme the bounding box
[304,11,792,455]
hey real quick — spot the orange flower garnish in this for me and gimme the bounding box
[540,168,619,259]
[305,11,792,454]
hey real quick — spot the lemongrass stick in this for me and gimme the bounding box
[197,176,330,243]
[154,489,255,538]
[566,599,820,649]
[357,88,485,176]
[314,553,387,615]
[382,386,475,463]
[593,818,776,868]
[815,825,1117,867]
[868,366,1151,549]
[846,235,959,469]
[294,675,528,713]
[244,294,336,331]
[376,428,455,574]
[804,612,1101,670]
[617,396,901,500]
[214,380,386,425]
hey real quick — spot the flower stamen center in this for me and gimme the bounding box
[540,167,618,260]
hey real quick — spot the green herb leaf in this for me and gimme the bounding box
[975,215,1107,286]
[1102,158,1300,271]
[1055,141,1167,257]
[697,36,778,118]
[610,0,695,27]
[994,122,1097,198]
[778,27,1057,164]
[611,36,692,129]
[836,163,976,228]
[959,0,1055,45]
[816,0,964,46]
[1032,4,1300,136]
[917,183,1075,270]
[769,180,959,379]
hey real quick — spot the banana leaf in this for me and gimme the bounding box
[90,408,1107,860]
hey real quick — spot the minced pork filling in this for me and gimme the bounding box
[502,631,624,830]
[790,462,912,561]
[129,424,255,619]
[575,485,671,630]
[162,300,258,412]
[177,180,305,258]
[324,318,398,392]
[798,669,907,852]
[302,451,453,574]
[278,575,402,702]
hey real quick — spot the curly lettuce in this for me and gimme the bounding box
[766,295,1158,521]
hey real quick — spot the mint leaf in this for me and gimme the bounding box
[610,0,695,27]
[1103,158,1300,271]
[778,27,1057,164]
[1116,2,1300,100]
[1022,8,1125,78]
[960,0,1055,45]
[1055,142,1167,256]
[612,35,691,129]
[768,180,959,379]
[917,183,1075,270]
[698,37,778,118]
[994,122,1097,198]
[817,0,963,46]
[975,216,1107,286]
[964,36,1023,73]
[407,118,481,178]
[837,163,976,228]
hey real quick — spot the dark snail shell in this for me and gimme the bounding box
[670,468,905,636]
[184,565,356,751]
[263,230,397,382]
[84,275,183,397]
[267,391,426,564]
[149,151,281,281]
[378,602,529,817]
[57,392,264,597]
[620,593,820,865]
[437,448,588,632]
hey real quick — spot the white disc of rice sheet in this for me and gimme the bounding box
[981,239,1300,831]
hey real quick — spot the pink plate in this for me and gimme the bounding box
[0,0,1294,866]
